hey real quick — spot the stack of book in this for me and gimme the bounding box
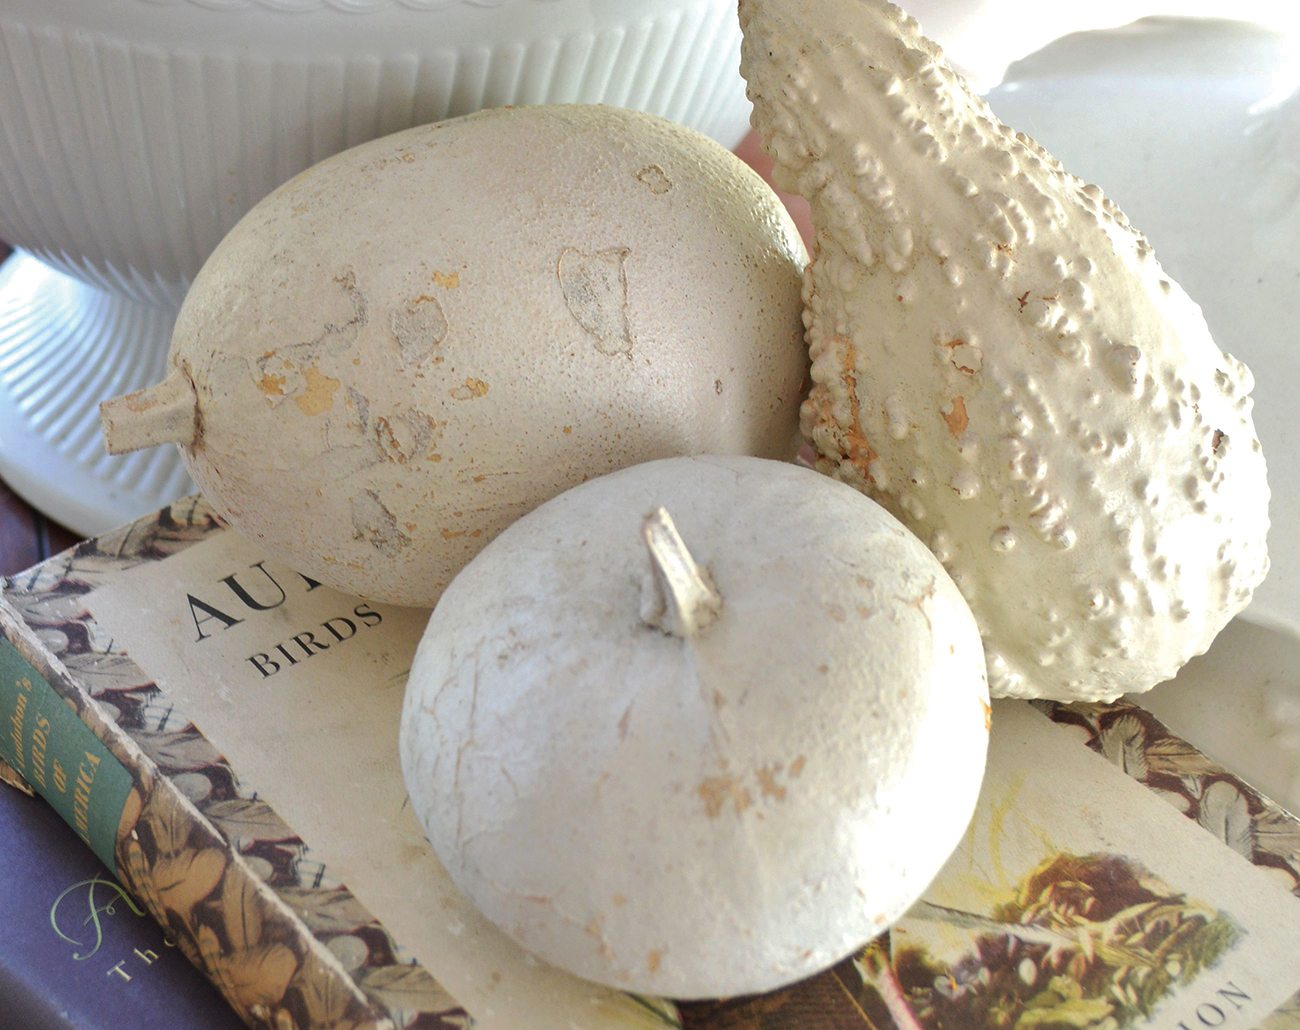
[4,497,1299,1029]
[0,776,243,1029]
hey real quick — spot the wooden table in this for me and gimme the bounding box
[0,132,809,580]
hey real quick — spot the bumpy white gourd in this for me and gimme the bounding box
[739,0,1270,701]
[400,455,990,998]
[100,105,808,607]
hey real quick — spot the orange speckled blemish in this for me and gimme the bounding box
[696,775,753,818]
[295,367,341,416]
[839,339,879,481]
[945,339,981,375]
[258,373,286,397]
[562,426,573,435]
[433,271,460,289]
[450,378,489,401]
[440,529,465,541]
[119,387,169,412]
[788,755,806,778]
[756,765,787,801]
[647,950,665,973]
[943,396,969,437]
[375,417,407,463]
[981,698,992,732]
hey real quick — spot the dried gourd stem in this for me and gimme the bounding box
[640,507,722,637]
[99,370,199,454]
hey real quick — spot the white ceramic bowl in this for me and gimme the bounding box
[0,0,756,531]
[905,0,1299,89]
[0,0,755,305]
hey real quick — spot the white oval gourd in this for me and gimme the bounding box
[739,0,1270,701]
[400,455,990,998]
[100,105,808,606]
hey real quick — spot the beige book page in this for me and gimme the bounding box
[88,530,663,1030]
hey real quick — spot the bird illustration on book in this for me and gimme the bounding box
[681,853,1240,1030]
[859,852,1239,1030]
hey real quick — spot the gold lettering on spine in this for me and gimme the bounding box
[7,677,30,771]
[29,713,50,789]
[71,751,102,844]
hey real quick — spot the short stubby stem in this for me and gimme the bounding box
[640,507,723,638]
[99,369,199,454]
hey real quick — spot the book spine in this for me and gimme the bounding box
[0,598,398,1030]
[0,771,247,1030]
[0,635,134,872]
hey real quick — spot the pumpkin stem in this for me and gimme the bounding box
[99,370,199,454]
[640,507,722,637]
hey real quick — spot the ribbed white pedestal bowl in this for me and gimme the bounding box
[0,0,757,534]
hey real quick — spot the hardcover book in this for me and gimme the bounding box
[2,496,1299,1030]
[0,777,244,1030]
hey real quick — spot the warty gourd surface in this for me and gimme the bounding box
[739,0,1270,701]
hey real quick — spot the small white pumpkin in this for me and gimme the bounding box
[100,105,808,606]
[739,0,1270,701]
[400,455,990,998]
